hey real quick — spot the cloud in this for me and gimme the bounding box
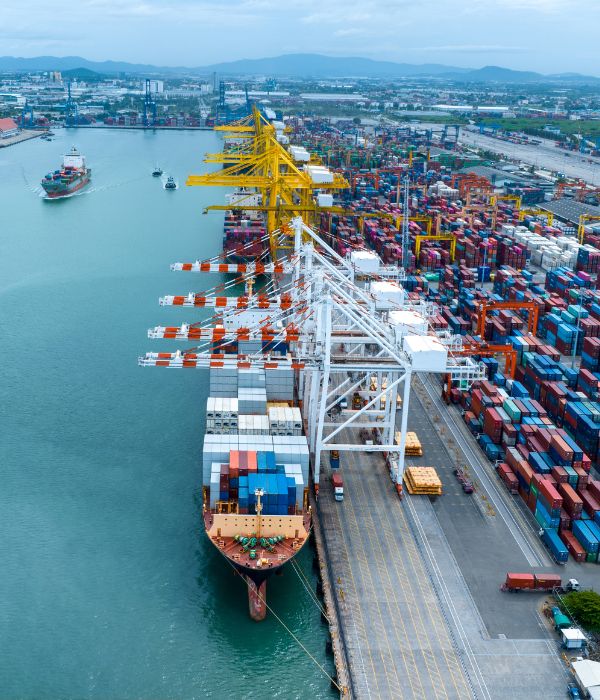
[410,44,529,54]
[0,0,594,72]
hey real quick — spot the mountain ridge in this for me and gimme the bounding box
[0,53,598,82]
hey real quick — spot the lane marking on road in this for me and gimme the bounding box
[417,375,547,567]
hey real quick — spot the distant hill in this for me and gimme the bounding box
[201,54,469,77]
[0,54,598,83]
[61,67,101,79]
[0,55,181,74]
[450,65,545,83]
[446,65,600,83]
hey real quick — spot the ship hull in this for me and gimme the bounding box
[42,175,90,199]
[204,509,311,621]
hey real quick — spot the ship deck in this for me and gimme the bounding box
[204,511,311,572]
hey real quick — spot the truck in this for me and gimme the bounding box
[501,573,580,593]
[454,467,474,494]
[551,606,571,631]
[359,428,375,453]
[330,450,340,470]
[331,473,344,502]
[352,392,364,410]
[501,572,561,592]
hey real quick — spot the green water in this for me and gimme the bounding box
[0,129,334,699]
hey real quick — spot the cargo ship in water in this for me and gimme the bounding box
[145,291,312,620]
[41,146,90,199]
[223,189,268,261]
[201,331,311,620]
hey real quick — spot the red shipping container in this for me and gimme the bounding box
[550,435,574,464]
[559,482,583,517]
[551,466,568,483]
[484,408,503,444]
[471,389,483,418]
[538,480,563,510]
[574,467,589,489]
[505,573,535,590]
[480,381,498,398]
[586,480,600,502]
[502,423,517,446]
[559,509,571,530]
[501,470,518,495]
[580,490,600,517]
[561,530,586,563]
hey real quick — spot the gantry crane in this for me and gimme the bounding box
[476,300,540,338]
[414,234,457,261]
[576,187,600,204]
[443,341,517,403]
[518,208,554,226]
[578,214,600,244]
[490,194,522,210]
[186,107,349,260]
[451,173,493,203]
[64,81,79,128]
[143,79,157,127]
[140,217,487,495]
[462,203,498,230]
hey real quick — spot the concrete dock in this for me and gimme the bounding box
[0,130,44,148]
[314,372,580,699]
[317,444,473,698]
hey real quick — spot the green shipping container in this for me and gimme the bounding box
[564,466,578,487]
[586,552,598,563]
[503,399,522,423]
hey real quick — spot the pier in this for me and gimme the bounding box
[314,435,473,698]
[0,129,44,148]
[313,373,578,699]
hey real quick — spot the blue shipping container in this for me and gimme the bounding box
[541,528,569,563]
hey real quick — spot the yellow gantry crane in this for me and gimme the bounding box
[490,194,522,210]
[186,107,349,260]
[414,234,457,261]
[578,214,600,244]
[518,208,554,226]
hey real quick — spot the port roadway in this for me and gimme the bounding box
[458,128,600,186]
[315,371,590,699]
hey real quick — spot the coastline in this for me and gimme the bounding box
[0,129,45,148]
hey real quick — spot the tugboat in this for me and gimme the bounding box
[152,165,163,177]
[164,176,177,190]
[41,146,91,199]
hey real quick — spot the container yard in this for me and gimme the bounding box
[141,109,600,699]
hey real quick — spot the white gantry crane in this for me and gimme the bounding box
[140,217,486,496]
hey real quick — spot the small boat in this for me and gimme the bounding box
[164,176,177,190]
[152,166,163,177]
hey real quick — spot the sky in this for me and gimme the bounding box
[2,0,598,74]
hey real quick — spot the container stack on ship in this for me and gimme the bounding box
[41,146,91,199]
[202,353,311,620]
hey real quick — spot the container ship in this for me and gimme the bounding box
[223,190,268,261]
[147,297,312,620]
[202,371,311,620]
[41,146,91,199]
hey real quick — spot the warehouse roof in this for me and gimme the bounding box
[457,165,530,184]
[0,117,18,132]
[539,198,600,225]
